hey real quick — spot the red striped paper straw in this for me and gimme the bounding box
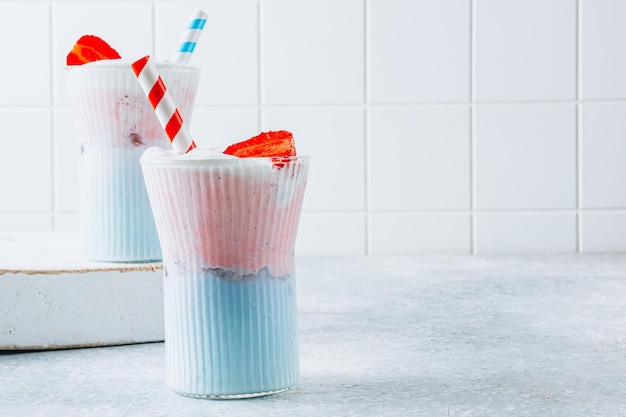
[131,55,196,154]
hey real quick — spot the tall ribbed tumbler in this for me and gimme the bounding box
[66,62,200,262]
[141,154,310,398]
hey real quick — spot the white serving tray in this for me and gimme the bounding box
[0,232,164,350]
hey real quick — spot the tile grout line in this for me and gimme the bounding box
[49,1,56,231]
[152,1,158,58]
[576,0,583,253]
[11,207,626,216]
[5,97,626,112]
[366,208,625,214]
[363,0,371,256]
[257,0,263,131]
[470,0,477,254]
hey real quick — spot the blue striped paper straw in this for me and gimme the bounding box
[171,10,208,65]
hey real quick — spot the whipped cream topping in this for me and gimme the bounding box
[72,59,199,70]
[142,146,236,161]
[140,147,282,169]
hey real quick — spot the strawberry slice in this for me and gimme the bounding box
[224,130,296,158]
[67,35,121,66]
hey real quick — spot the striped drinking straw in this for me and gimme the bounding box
[131,55,196,154]
[171,10,208,65]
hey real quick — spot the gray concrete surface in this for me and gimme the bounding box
[2,255,626,416]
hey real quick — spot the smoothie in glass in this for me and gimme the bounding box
[141,146,309,398]
[66,60,200,262]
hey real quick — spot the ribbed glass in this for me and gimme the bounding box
[142,156,309,398]
[79,143,164,262]
[164,269,299,398]
[66,62,200,262]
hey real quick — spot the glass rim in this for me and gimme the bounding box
[140,154,310,168]
[65,60,201,72]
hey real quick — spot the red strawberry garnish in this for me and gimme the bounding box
[66,35,121,66]
[224,130,296,158]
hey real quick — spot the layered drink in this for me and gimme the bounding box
[141,132,309,398]
[66,60,200,262]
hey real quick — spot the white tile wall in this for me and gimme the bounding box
[474,0,576,101]
[0,4,50,106]
[581,0,626,100]
[0,214,52,232]
[581,103,626,209]
[474,104,577,210]
[262,0,364,105]
[369,0,470,103]
[54,108,80,212]
[370,105,470,211]
[296,213,366,256]
[190,107,260,150]
[0,110,52,212]
[370,213,471,255]
[1,0,626,255]
[475,212,577,254]
[582,212,626,253]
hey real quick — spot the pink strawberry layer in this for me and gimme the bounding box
[66,60,199,147]
[142,152,308,278]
